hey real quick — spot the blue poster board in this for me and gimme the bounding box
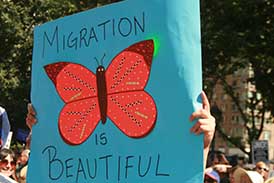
[29,0,203,182]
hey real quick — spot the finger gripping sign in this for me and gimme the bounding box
[29,0,203,182]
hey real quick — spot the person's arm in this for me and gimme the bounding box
[25,103,37,148]
[26,103,37,130]
[189,91,216,170]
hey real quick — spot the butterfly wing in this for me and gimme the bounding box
[58,98,101,145]
[105,40,157,137]
[105,40,154,94]
[107,91,157,137]
[44,62,97,103]
[44,62,100,145]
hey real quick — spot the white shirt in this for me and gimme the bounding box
[0,106,11,148]
[0,173,18,183]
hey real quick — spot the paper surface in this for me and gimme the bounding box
[29,0,203,182]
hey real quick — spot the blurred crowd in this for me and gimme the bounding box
[0,106,30,183]
[204,151,274,183]
[0,148,30,183]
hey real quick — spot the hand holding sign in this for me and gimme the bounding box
[26,103,37,130]
[190,91,215,148]
[189,91,216,168]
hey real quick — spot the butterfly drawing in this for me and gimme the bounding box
[44,40,157,145]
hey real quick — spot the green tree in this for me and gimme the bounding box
[0,0,120,133]
[201,0,274,161]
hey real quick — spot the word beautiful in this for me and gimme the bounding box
[42,12,146,57]
[42,146,170,182]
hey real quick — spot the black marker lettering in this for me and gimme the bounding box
[42,26,59,58]
[42,146,64,180]
[118,17,132,37]
[98,20,111,40]
[76,158,87,182]
[99,154,112,180]
[125,155,134,179]
[80,28,88,48]
[86,158,97,179]
[65,158,73,178]
[155,154,170,177]
[134,12,145,34]
[138,155,152,177]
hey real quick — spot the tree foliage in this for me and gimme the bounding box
[0,0,120,131]
[201,0,274,160]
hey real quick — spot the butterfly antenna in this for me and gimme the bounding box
[94,57,100,66]
[100,53,106,66]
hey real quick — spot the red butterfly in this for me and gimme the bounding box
[44,40,157,145]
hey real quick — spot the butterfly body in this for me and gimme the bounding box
[45,40,157,145]
[96,66,107,124]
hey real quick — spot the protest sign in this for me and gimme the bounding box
[29,0,203,182]
[252,140,269,164]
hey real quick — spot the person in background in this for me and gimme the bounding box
[245,170,264,183]
[0,106,11,149]
[204,168,220,183]
[255,161,269,181]
[268,162,274,178]
[206,151,231,183]
[0,148,18,183]
[265,177,274,183]
[229,166,264,183]
[16,149,30,183]
[236,156,246,168]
